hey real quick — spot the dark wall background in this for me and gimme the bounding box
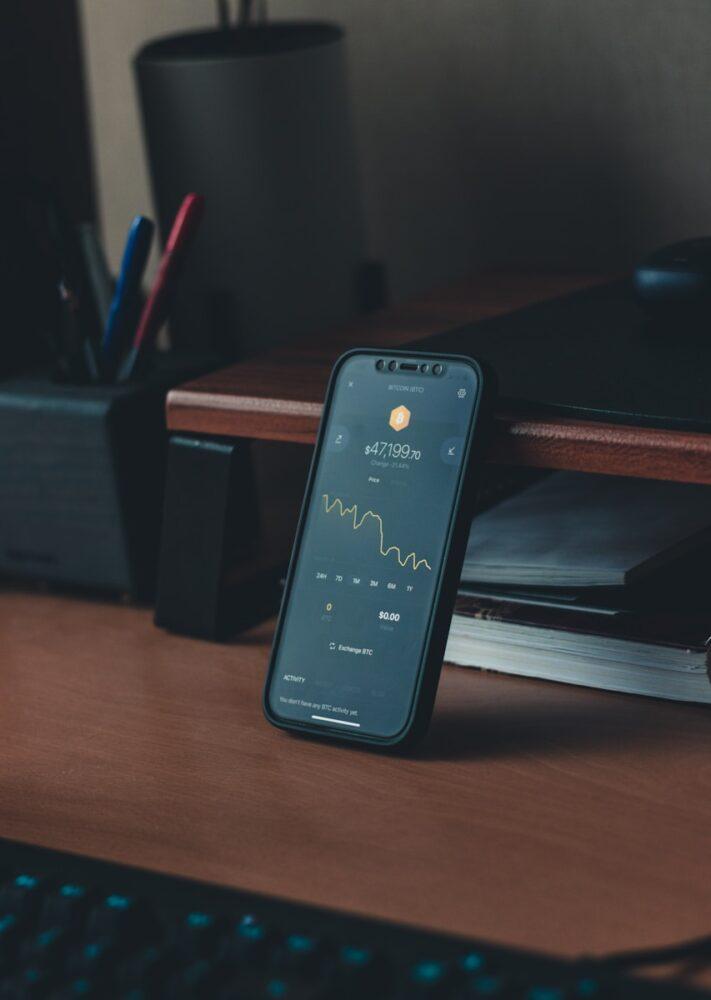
[0,1,95,376]
[2,0,95,218]
[80,1,711,299]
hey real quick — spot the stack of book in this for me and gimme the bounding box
[446,472,711,703]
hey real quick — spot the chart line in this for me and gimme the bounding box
[322,494,432,572]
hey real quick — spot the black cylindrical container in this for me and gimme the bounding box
[135,23,365,359]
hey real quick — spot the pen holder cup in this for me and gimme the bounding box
[0,373,174,599]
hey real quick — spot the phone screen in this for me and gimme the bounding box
[266,354,480,740]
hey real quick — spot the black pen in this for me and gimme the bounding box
[46,202,103,382]
[77,222,114,331]
[57,279,100,383]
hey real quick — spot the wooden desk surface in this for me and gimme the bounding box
[1,587,709,964]
[167,271,711,484]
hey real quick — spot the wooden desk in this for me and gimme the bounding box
[166,271,711,484]
[1,587,709,964]
[159,268,711,639]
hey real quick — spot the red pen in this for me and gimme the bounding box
[118,193,205,382]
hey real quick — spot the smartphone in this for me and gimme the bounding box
[263,349,495,749]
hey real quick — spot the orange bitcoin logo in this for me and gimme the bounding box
[389,405,411,432]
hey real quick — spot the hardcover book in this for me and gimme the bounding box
[462,471,711,588]
[446,595,711,704]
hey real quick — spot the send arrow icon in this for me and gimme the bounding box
[440,437,464,465]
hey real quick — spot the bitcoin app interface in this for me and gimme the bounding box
[268,355,480,739]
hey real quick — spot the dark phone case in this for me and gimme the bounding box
[262,349,497,750]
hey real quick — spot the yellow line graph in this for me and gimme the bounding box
[322,494,432,572]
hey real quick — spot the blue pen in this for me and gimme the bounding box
[102,216,154,377]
